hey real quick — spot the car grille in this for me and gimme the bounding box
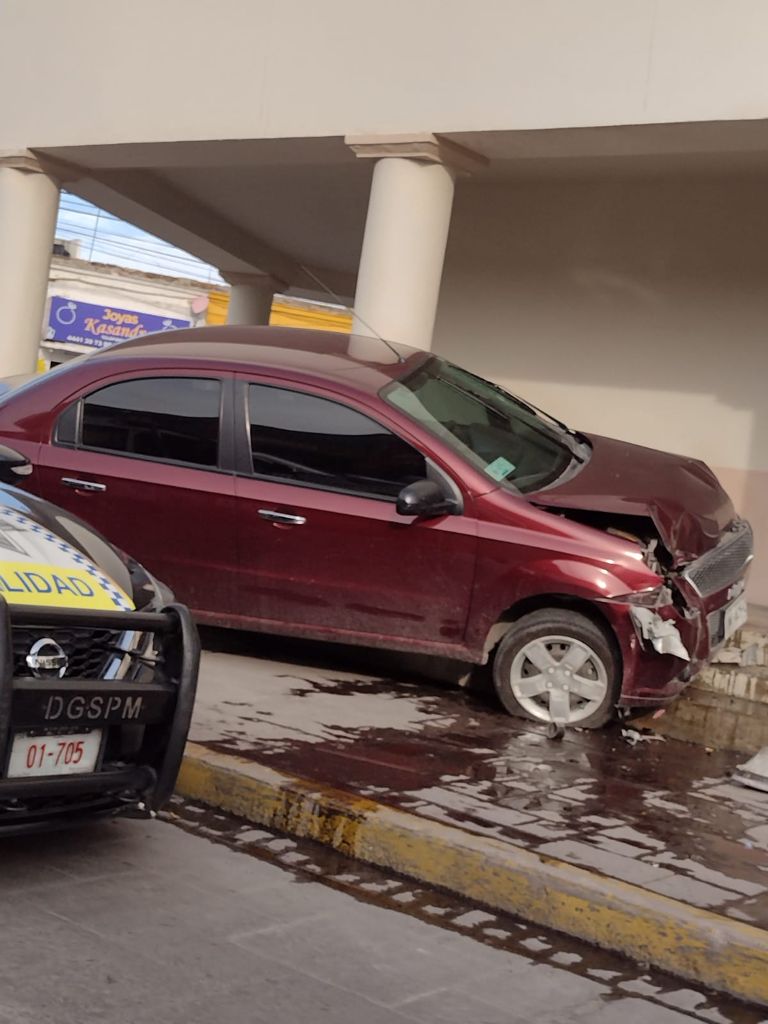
[682,521,754,598]
[12,627,124,679]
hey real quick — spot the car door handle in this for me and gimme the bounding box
[61,477,107,493]
[257,509,306,526]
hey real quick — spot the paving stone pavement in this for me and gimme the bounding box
[191,629,768,930]
[176,796,768,1023]
[5,813,763,1024]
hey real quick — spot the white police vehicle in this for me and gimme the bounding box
[0,446,199,833]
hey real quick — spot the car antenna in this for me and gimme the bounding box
[297,262,405,364]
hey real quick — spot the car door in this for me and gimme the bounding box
[229,377,478,651]
[35,373,239,618]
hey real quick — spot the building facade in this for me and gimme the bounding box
[1,0,767,605]
[41,255,351,367]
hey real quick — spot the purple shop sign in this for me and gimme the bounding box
[47,297,191,350]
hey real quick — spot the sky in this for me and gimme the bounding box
[55,192,225,285]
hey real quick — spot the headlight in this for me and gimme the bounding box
[613,585,673,608]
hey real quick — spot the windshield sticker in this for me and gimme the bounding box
[485,456,517,481]
[0,509,134,611]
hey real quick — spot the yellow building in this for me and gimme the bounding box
[206,291,352,333]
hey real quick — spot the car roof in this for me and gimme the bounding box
[87,326,431,396]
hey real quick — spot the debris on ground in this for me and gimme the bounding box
[621,728,667,746]
[733,746,768,792]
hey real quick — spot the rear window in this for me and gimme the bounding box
[59,377,222,468]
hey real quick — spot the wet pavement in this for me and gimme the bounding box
[167,796,768,1024]
[3,803,763,1024]
[192,629,768,931]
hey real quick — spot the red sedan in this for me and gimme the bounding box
[0,326,752,728]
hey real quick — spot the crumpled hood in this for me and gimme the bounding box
[533,433,735,565]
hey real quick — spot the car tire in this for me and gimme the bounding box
[492,609,620,729]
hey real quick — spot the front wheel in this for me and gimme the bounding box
[492,609,620,729]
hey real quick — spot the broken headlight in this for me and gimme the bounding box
[613,585,673,608]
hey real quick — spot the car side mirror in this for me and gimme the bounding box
[396,478,458,518]
[0,444,32,484]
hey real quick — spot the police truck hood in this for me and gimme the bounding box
[0,484,145,609]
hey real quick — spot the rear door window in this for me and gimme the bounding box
[59,377,222,468]
[247,384,426,499]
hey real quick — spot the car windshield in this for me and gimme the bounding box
[381,357,584,493]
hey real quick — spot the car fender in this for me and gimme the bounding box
[466,555,645,657]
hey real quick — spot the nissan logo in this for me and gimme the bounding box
[26,638,68,679]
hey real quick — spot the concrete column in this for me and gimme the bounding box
[346,134,487,352]
[224,272,277,325]
[0,152,59,375]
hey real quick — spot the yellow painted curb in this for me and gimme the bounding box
[177,742,768,1007]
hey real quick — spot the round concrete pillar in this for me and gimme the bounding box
[0,155,59,375]
[225,273,276,326]
[351,157,455,351]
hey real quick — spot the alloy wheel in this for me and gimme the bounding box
[508,634,609,725]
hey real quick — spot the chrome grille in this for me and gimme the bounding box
[12,627,122,679]
[682,521,753,597]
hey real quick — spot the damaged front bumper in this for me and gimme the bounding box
[602,524,753,708]
[601,597,707,708]
[628,605,691,662]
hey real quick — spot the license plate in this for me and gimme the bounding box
[723,594,748,642]
[6,731,102,779]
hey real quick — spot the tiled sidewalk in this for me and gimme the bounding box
[190,631,768,931]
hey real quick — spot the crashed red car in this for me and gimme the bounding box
[0,326,753,728]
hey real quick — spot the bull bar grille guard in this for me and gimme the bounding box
[0,599,199,830]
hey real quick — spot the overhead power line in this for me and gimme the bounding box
[56,192,223,283]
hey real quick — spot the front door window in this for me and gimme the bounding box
[247,384,426,499]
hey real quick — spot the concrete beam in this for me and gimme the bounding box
[73,169,298,286]
[43,156,357,299]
